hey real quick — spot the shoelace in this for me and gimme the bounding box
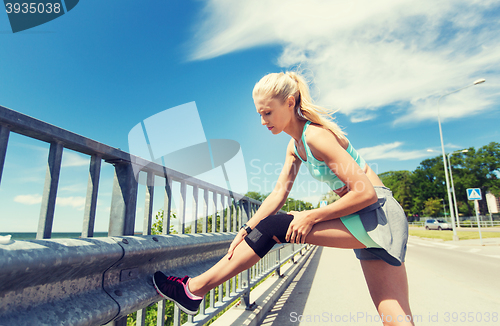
[166,276,183,284]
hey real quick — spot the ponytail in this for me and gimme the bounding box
[253,71,346,139]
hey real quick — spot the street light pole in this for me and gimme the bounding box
[447,149,469,229]
[441,198,447,218]
[436,78,485,241]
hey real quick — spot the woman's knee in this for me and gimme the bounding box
[244,214,294,258]
[255,214,294,241]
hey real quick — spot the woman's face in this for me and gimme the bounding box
[254,94,294,135]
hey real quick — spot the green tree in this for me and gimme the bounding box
[246,191,313,212]
[456,142,500,215]
[410,157,447,216]
[427,142,500,216]
[423,198,443,217]
[379,170,414,217]
[244,191,265,202]
[379,142,500,217]
[151,210,177,235]
[283,197,313,212]
[316,190,340,208]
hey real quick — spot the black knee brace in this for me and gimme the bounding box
[243,214,294,258]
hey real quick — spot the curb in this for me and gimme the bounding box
[409,235,500,246]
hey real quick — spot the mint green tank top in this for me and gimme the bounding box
[293,121,366,191]
[293,121,381,249]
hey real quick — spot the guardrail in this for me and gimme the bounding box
[0,105,308,326]
[409,216,500,228]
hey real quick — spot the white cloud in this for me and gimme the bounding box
[189,0,500,123]
[358,142,431,161]
[56,196,86,210]
[13,194,86,210]
[59,184,87,193]
[425,143,465,155]
[14,194,42,205]
[62,151,90,167]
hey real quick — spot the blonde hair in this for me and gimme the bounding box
[253,71,346,139]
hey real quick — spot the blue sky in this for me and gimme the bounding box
[1,0,499,232]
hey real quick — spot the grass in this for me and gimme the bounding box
[409,228,500,241]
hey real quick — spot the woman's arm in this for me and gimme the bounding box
[245,139,302,228]
[307,126,377,222]
[227,139,301,259]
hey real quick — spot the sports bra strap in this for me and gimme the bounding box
[301,121,315,161]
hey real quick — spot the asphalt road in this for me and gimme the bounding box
[259,237,500,326]
[405,237,500,325]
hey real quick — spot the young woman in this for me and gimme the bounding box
[153,72,413,326]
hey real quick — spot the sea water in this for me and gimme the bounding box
[0,232,109,240]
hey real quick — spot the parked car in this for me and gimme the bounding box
[424,219,452,230]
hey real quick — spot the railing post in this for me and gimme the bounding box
[241,266,252,309]
[221,194,226,232]
[82,154,101,238]
[0,124,9,187]
[163,176,172,235]
[173,306,181,326]
[136,308,146,326]
[108,161,138,236]
[225,275,230,301]
[231,197,237,232]
[157,300,166,326]
[203,188,209,233]
[240,199,250,226]
[293,244,298,264]
[192,185,199,233]
[276,247,281,277]
[142,171,155,235]
[105,317,127,326]
[212,191,218,232]
[37,142,63,239]
[179,181,187,234]
[239,199,252,309]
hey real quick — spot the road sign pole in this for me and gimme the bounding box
[474,199,483,246]
[467,188,483,245]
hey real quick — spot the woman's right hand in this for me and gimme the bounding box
[227,229,247,260]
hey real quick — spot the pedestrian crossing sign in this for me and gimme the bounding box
[466,188,482,200]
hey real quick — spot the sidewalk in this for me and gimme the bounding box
[215,235,500,326]
[258,237,500,326]
[258,247,379,325]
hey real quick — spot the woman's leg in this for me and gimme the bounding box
[188,218,364,296]
[188,238,261,296]
[303,218,366,249]
[360,260,414,326]
[189,218,413,325]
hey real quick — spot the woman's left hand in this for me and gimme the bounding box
[286,211,314,244]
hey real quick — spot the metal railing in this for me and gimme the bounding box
[0,105,308,326]
[409,216,500,228]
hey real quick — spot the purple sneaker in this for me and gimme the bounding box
[153,271,202,315]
